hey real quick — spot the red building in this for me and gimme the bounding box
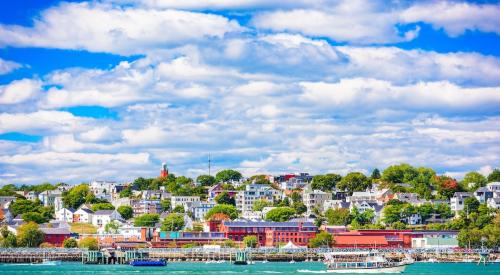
[333,229,413,248]
[160,162,168,178]
[40,228,71,247]
[219,221,317,247]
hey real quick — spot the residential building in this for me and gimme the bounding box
[130,200,162,216]
[38,190,62,208]
[487,182,500,192]
[474,187,494,204]
[450,192,473,213]
[142,190,171,200]
[487,198,500,209]
[0,208,13,223]
[303,189,332,212]
[56,207,75,223]
[350,201,383,221]
[236,184,281,212]
[73,207,94,223]
[16,191,38,201]
[92,210,123,228]
[241,211,265,220]
[280,173,313,191]
[0,196,16,208]
[171,196,201,211]
[207,184,237,201]
[89,180,117,201]
[192,201,216,221]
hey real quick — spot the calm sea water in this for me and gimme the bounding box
[0,262,498,275]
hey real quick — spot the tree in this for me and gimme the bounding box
[309,232,333,248]
[16,222,44,247]
[463,197,480,214]
[215,169,242,183]
[91,203,115,212]
[9,199,42,216]
[432,175,459,198]
[132,177,154,190]
[311,174,342,192]
[21,212,47,224]
[383,204,404,224]
[134,214,160,227]
[265,207,295,222]
[104,221,120,233]
[79,237,98,250]
[247,175,271,185]
[325,208,351,225]
[391,221,407,229]
[487,169,500,182]
[196,175,215,186]
[253,199,272,211]
[117,205,133,220]
[337,172,371,194]
[63,238,78,248]
[173,205,185,213]
[461,171,487,191]
[243,235,258,248]
[381,164,418,184]
[160,199,171,212]
[205,204,238,220]
[350,208,375,227]
[119,187,132,198]
[0,226,16,247]
[293,202,307,215]
[161,213,185,231]
[290,192,302,203]
[215,191,235,206]
[371,168,381,180]
[62,184,94,209]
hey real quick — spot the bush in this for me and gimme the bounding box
[117,206,133,220]
[134,214,160,227]
[63,238,78,248]
[39,242,55,248]
[265,207,295,222]
[205,204,238,220]
[309,232,333,248]
[243,235,258,248]
[79,237,98,250]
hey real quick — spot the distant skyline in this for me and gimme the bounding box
[0,0,499,184]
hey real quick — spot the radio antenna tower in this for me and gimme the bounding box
[208,153,211,176]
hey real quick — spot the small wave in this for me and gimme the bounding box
[262,271,283,274]
[297,270,328,274]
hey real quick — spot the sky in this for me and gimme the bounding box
[0,0,499,185]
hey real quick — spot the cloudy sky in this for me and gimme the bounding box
[0,0,499,184]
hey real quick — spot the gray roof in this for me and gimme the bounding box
[77,208,94,214]
[475,187,490,193]
[94,210,115,215]
[40,227,71,235]
[223,221,317,228]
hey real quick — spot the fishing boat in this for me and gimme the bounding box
[322,251,410,273]
[129,258,167,267]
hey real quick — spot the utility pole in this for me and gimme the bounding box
[208,153,211,176]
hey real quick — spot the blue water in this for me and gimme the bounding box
[0,262,498,274]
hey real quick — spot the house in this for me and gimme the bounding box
[324,200,350,211]
[130,200,162,216]
[280,173,312,191]
[16,191,38,201]
[111,197,132,208]
[40,227,71,247]
[411,230,459,249]
[38,190,62,208]
[450,192,473,214]
[192,201,216,221]
[89,180,117,201]
[303,189,332,213]
[0,208,13,223]
[142,190,171,200]
[171,196,200,212]
[349,191,377,203]
[241,211,265,220]
[0,196,16,208]
[207,184,237,201]
[236,184,281,212]
[56,207,75,223]
[487,182,500,192]
[92,210,123,228]
[350,201,383,221]
[487,198,500,209]
[474,187,494,204]
[73,207,94,223]
[394,193,425,205]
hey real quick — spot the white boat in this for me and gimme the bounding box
[323,251,410,274]
[289,260,296,264]
[32,259,62,266]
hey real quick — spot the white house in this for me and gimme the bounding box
[236,184,281,212]
[450,192,473,214]
[73,208,94,223]
[56,207,75,223]
[487,182,500,192]
[171,196,201,212]
[351,201,383,221]
[192,201,216,221]
[487,198,500,209]
[38,190,62,208]
[303,189,332,212]
[89,180,117,201]
[92,210,123,228]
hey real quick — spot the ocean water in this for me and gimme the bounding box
[0,262,498,275]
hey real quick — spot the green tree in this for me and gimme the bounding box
[79,237,98,250]
[117,205,133,220]
[290,192,302,203]
[104,221,120,233]
[215,191,235,205]
[247,175,271,185]
[293,202,307,215]
[391,221,407,229]
[63,238,78,248]
[160,199,171,212]
[119,187,132,198]
[381,164,418,183]
[325,208,351,225]
[309,232,333,248]
[134,214,160,227]
[161,213,185,231]
[311,174,342,192]
[432,175,459,199]
[9,199,42,216]
[463,197,480,214]
[173,205,185,213]
[62,184,94,209]
[383,204,404,224]
[265,207,296,222]
[91,203,115,212]
[253,199,272,211]
[196,175,216,186]
[337,172,371,194]
[0,226,16,247]
[243,235,258,248]
[132,177,154,190]
[487,169,500,182]
[16,222,44,247]
[371,168,381,180]
[461,171,487,191]
[215,169,242,183]
[350,208,375,227]
[21,212,48,224]
[205,204,238,220]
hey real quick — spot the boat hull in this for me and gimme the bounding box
[129,260,167,267]
[325,264,406,273]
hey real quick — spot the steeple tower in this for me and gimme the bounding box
[160,162,169,178]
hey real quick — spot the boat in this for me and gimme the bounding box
[32,259,62,266]
[322,251,411,273]
[129,258,167,267]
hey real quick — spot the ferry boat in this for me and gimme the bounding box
[129,258,167,267]
[322,251,411,273]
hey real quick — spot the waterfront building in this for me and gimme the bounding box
[40,227,71,247]
[219,220,317,246]
[236,184,281,212]
[151,231,227,247]
[333,229,414,248]
[411,230,459,249]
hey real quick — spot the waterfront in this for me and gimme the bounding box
[0,262,498,275]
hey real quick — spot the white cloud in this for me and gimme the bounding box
[0,58,21,75]
[400,2,500,36]
[0,79,41,104]
[104,0,318,10]
[122,126,170,146]
[0,2,242,55]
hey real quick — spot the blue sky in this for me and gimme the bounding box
[0,0,499,184]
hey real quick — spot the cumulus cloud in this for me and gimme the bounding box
[0,58,22,75]
[0,79,41,105]
[400,1,500,36]
[0,2,241,55]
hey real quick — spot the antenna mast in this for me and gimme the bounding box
[208,153,211,176]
